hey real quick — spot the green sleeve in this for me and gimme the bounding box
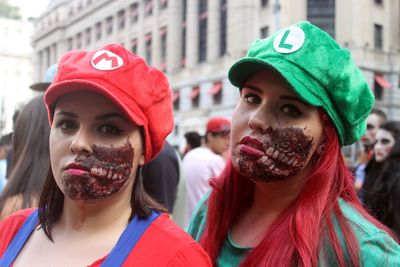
[186,192,210,241]
[360,231,400,267]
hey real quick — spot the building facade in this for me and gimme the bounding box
[0,17,34,135]
[32,0,400,151]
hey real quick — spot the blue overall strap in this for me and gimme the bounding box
[0,210,39,267]
[101,211,161,267]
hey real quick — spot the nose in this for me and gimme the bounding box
[248,106,274,132]
[70,129,93,156]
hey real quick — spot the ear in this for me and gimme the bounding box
[138,153,145,166]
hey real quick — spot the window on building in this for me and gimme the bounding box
[145,0,153,16]
[85,27,91,45]
[145,33,152,64]
[181,0,187,67]
[52,43,58,61]
[160,0,168,10]
[76,33,82,49]
[172,90,180,110]
[209,81,223,104]
[190,85,200,107]
[77,1,83,11]
[374,77,383,100]
[374,0,383,5]
[198,0,208,63]
[130,3,139,24]
[261,0,268,7]
[131,38,137,54]
[118,10,125,30]
[106,16,113,35]
[307,0,335,38]
[374,74,391,100]
[374,24,383,50]
[160,27,167,72]
[260,26,269,38]
[95,22,102,40]
[219,0,227,56]
[68,37,73,50]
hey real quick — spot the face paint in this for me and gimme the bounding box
[374,129,395,162]
[232,126,313,182]
[62,141,134,200]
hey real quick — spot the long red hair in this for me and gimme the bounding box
[200,112,394,266]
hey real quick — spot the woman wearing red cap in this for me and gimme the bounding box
[187,22,400,266]
[0,44,211,266]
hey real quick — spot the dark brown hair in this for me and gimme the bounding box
[0,95,50,214]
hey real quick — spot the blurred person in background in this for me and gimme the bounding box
[362,121,400,236]
[4,110,20,179]
[142,141,180,213]
[353,109,387,193]
[183,117,230,225]
[182,131,202,157]
[0,137,9,193]
[0,95,50,220]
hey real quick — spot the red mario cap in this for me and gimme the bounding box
[44,43,174,162]
[206,117,231,133]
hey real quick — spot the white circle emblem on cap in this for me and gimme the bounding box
[273,26,305,54]
[91,50,124,70]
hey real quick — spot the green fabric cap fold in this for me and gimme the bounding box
[228,21,374,146]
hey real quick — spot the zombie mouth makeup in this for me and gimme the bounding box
[233,126,313,181]
[62,141,134,200]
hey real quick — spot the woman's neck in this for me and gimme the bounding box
[231,173,307,247]
[251,175,306,214]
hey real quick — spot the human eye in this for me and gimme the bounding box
[243,93,261,104]
[280,104,303,118]
[98,124,123,136]
[380,138,391,145]
[366,124,375,130]
[55,119,78,132]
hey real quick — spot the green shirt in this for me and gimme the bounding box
[187,196,400,266]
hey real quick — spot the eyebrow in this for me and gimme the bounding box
[95,112,129,121]
[280,95,310,106]
[242,84,310,106]
[55,111,77,118]
[56,111,128,121]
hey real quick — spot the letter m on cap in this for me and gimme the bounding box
[91,50,124,70]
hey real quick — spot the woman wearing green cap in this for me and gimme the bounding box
[0,43,211,266]
[187,21,400,266]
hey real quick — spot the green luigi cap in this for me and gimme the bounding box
[228,21,374,146]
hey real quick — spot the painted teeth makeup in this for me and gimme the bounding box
[233,126,313,182]
[62,141,134,200]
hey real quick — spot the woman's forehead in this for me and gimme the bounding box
[55,91,121,113]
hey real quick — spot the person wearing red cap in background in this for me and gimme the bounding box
[183,117,230,226]
[0,43,211,267]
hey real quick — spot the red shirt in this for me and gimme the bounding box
[0,209,211,266]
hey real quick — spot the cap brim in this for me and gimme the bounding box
[228,58,322,107]
[29,82,51,92]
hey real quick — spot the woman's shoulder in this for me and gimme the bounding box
[0,208,37,258]
[338,199,400,266]
[186,192,209,241]
[126,212,211,266]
